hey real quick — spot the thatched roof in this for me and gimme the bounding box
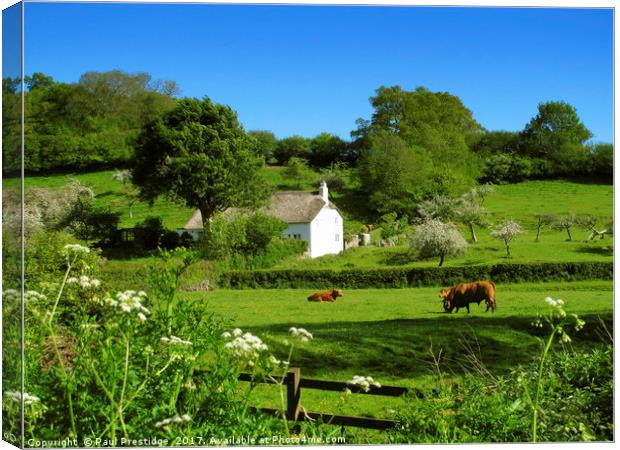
[182,190,339,230]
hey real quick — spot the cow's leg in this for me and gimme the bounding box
[466,304,470,313]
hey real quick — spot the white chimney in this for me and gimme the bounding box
[319,180,328,203]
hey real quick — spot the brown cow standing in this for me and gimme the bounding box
[307,289,343,303]
[439,281,496,313]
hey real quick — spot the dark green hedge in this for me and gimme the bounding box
[218,262,613,289]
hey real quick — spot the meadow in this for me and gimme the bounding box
[184,280,613,440]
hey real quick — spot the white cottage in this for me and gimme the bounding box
[179,181,344,258]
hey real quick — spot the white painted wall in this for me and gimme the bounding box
[282,223,312,257]
[309,207,344,258]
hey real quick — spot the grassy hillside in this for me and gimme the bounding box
[4,169,613,268]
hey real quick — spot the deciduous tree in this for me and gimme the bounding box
[491,219,523,257]
[132,96,269,230]
[409,219,468,266]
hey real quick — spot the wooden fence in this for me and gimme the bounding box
[230,368,420,430]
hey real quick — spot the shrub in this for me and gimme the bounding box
[409,220,468,266]
[134,216,166,250]
[218,262,613,289]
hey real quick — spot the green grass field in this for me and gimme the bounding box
[183,280,612,423]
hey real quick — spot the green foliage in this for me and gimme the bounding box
[9,245,290,445]
[273,135,311,164]
[204,212,302,270]
[282,157,314,189]
[587,143,613,179]
[316,161,348,191]
[3,71,177,174]
[480,153,534,184]
[353,85,481,202]
[131,96,269,228]
[520,101,592,159]
[248,130,278,161]
[377,212,409,241]
[308,132,347,168]
[134,217,167,250]
[218,261,612,289]
[357,131,433,216]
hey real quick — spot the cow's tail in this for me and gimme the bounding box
[489,280,496,288]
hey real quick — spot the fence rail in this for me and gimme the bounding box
[202,367,419,430]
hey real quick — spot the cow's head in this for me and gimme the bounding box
[332,289,344,298]
[439,289,454,313]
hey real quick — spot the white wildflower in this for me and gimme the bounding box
[544,297,557,307]
[4,391,40,405]
[62,243,90,255]
[222,332,231,339]
[222,328,268,364]
[24,290,47,302]
[2,289,20,302]
[155,414,191,428]
[289,327,313,341]
[347,375,381,392]
[106,290,149,321]
[161,336,192,346]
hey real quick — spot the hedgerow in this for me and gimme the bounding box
[218,262,612,289]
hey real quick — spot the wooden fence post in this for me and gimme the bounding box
[286,367,301,421]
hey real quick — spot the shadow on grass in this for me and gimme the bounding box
[95,190,120,199]
[378,251,412,266]
[253,314,613,380]
[574,245,613,257]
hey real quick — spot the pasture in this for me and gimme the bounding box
[183,280,613,422]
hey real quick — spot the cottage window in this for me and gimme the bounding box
[335,234,340,242]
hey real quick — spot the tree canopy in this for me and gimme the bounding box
[131,96,269,229]
[352,86,483,215]
[2,70,178,174]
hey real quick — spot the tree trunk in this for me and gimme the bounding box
[535,224,542,242]
[469,222,478,243]
[506,243,510,257]
[565,226,572,241]
[438,254,445,267]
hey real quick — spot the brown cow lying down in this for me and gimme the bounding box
[307,289,343,303]
[440,281,496,313]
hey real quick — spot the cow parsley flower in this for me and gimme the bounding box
[2,289,19,302]
[67,275,102,290]
[4,391,41,405]
[222,328,268,366]
[62,244,90,256]
[105,290,149,322]
[347,375,381,392]
[160,336,192,346]
[155,414,191,428]
[24,290,47,302]
[289,327,313,342]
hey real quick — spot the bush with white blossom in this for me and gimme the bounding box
[409,219,468,266]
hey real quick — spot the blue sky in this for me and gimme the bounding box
[18,2,614,142]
